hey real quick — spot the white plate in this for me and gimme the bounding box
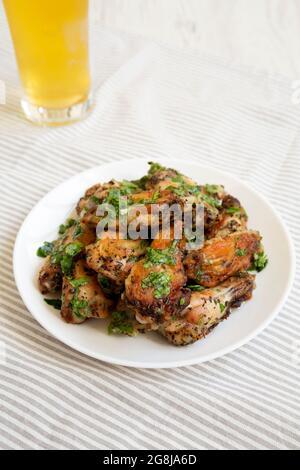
[13,158,295,368]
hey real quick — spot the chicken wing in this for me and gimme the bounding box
[125,239,189,321]
[207,194,248,239]
[61,259,113,324]
[184,230,261,287]
[86,237,148,294]
[38,220,96,295]
[159,273,255,345]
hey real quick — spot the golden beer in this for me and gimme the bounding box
[3,0,92,124]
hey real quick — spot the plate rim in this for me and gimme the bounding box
[13,157,296,368]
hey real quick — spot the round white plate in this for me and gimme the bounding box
[13,158,295,368]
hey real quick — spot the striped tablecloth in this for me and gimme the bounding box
[0,11,300,450]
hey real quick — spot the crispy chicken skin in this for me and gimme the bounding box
[61,259,113,324]
[86,237,148,293]
[160,273,255,345]
[184,230,261,287]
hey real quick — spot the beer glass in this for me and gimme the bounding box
[3,0,93,125]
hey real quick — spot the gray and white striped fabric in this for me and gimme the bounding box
[1,10,300,450]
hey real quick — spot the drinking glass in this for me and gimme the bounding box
[3,0,93,125]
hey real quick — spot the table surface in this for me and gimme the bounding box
[94,0,300,78]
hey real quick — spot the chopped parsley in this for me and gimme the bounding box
[136,190,160,204]
[108,311,136,336]
[58,218,76,235]
[219,303,226,313]
[44,298,62,310]
[69,277,90,319]
[91,195,101,204]
[119,180,139,195]
[205,184,221,195]
[188,285,205,292]
[148,162,166,175]
[141,272,172,298]
[226,206,241,215]
[200,193,222,208]
[103,185,136,215]
[144,241,177,268]
[72,221,83,239]
[236,248,247,256]
[166,175,201,198]
[36,241,54,258]
[70,276,89,288]
[64,242,84,257]
[251,252,268,272]
[49,241,84,276]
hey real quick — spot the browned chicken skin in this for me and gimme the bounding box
[61,259,113,324]
[160,273,255,345]
[184,230,261,287]
[38,256,62,295]
[86,237,148,293]
[125,239,189,321]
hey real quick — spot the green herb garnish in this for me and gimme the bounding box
[226,207,241,215]
[236,248,247,256]
[58,218,76,235]
[251,252,268,272]
[188,285,205,292]
[179,298,186,306]
[148,162,166,175]
[219,303,225,313]
[69,277,90,319]
[205,184,221,195]
[200,193,222,208]
[144,241,177,268]
[91,195,101,204]
[141,272,172,298]
[64,242,83,257]
[44,298,62,310]
[108,311,136,336]
[70,277,89,288]
[72,221,83,239]
[36,241,54,258]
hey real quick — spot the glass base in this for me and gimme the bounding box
[21,95,94,126]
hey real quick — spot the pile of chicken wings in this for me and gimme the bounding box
[37,163,267,346]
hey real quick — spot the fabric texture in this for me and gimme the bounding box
[0,11,300,450]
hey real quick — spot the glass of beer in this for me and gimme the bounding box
[3,0,93,125]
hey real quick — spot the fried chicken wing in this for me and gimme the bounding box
[184,230,261,287]
[61,259,113,324]
[159,273,255,345]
